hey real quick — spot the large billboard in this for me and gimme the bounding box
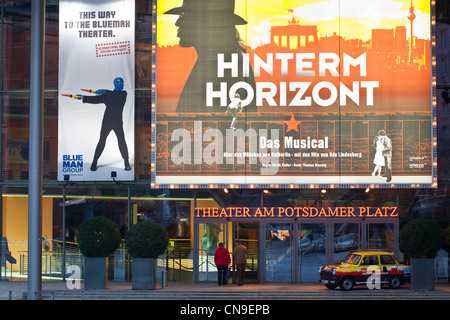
[58,0,135,181]
[154,0,435,188]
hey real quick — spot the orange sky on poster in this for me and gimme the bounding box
[157,0,431,48]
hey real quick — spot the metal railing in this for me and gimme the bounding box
[11,238,195,282]
[197,249,258,282]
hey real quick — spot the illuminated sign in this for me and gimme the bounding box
[195,207,398,219]
[153,0,435,189]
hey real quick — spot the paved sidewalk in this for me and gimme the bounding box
[1,280,450,300]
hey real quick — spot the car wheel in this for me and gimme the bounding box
[340,276,354,291]
[388,276,402,289]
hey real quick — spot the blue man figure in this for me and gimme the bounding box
[81,77,131,171]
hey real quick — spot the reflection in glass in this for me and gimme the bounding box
[201,223,221,253]
[299,223,326,282]
[334,223,361,262]
[198,223,225,282]
[368,223,394,251]
[342,253,362,265]
[266,224,292,282]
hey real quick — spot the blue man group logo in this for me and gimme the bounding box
[62,154,84,173]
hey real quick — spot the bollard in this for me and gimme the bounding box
[161,270,168,288]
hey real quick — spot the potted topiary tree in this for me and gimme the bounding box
[125,220,169,290]
[398,218,444,290]
[77,216,122,290]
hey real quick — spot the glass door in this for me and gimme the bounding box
[233,223,259,283]
[265,223,293,282]
[197,222,230,282]
[367,223,395,252]
[333,222,361,262]
[299,223,327,282]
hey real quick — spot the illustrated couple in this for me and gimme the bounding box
[372,130,392,183]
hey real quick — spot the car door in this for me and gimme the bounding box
[380,254,397,282]
[358,255,379,284]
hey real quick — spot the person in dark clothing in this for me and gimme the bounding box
[214,242,231,286]
[233,240,247,286]
[81,77,131,171]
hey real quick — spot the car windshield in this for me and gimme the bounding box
[341,253,361,265]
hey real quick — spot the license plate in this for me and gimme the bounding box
[321,279,329,284]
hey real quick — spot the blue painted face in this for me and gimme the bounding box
[114,77,124,91]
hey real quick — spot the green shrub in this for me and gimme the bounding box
[399,218,444,259]
[125,221,169,258]
[77,216,122,257]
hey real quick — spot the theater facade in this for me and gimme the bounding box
[1,0,449,285]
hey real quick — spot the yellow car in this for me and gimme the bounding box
[318,250,410,290]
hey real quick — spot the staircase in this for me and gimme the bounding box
[41,286,450,300]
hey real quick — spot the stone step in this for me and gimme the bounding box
[41,289,450,300]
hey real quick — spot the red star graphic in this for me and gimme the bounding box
[285,114,301,132]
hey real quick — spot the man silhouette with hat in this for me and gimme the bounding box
[165,0,257,114]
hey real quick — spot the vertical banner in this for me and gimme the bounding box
[58,0,135,181]
[155,0,434,188]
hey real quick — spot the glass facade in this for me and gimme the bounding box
[0,0,449,284]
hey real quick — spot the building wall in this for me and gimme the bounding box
[3,196,53,272]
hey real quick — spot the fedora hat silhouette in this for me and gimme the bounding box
[164,0,247,25]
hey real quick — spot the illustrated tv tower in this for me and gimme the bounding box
[407,0,416,63]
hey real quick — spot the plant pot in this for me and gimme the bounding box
[132,258,157,290]
[84,257,108,290]
[411,258,434,290]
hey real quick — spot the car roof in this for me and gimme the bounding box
[349,250,394,255]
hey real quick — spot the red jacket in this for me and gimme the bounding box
[214,246,231,266]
